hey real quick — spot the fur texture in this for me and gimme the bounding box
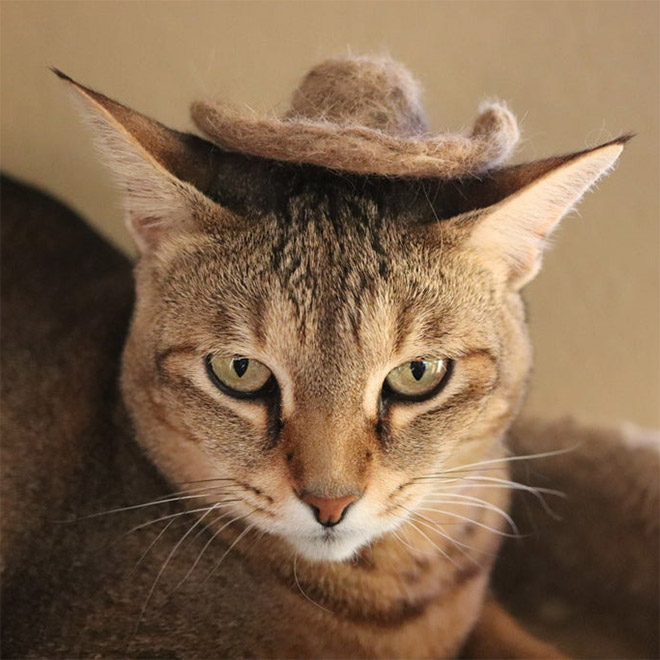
[2,178,656,659]
[191,56,521,177]
[0,176,133,577]
[494,417,659,659]
[0,56,642,659]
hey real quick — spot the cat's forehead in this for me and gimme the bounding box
[157,192,493,370]
[165,175,455,309]
[147,158,505,375]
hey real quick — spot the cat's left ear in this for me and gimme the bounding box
[54,69,221,253]
[460,139,627,290]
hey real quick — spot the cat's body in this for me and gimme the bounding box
[4,176,655,659]
[1,56,629,658]
[1,175,569,660]
[1,176,565,660]
[3,451,493,659]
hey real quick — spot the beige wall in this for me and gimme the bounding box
[2,1,658,427]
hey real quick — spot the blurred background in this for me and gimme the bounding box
[2,1,658,427]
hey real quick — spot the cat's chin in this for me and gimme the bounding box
[288,531,369,563]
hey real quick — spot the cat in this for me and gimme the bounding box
[2,57,625,658]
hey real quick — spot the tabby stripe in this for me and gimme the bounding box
[155,344,198,379]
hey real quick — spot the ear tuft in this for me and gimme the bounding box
[467,138,627,289]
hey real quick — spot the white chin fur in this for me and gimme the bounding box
[252,496,407,563]
[289,531,369,563]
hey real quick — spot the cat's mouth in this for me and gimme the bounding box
[293,530,365,562]
[307,525,348,544]
[316,528,348,548]
[284,515,384,563]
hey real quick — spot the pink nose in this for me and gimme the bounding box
[301,493,359,527]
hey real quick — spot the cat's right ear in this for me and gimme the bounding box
[54,69,221,253]
[438,139,627,290]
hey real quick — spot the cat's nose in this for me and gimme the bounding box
[301,493,359,527]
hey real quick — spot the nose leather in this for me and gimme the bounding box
[301,493,359,526]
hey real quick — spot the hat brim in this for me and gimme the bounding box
[191,101,520,178]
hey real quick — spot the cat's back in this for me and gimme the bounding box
[0,175,134,577]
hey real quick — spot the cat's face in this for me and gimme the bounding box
[122,174,532,561]
[62,73,623,562]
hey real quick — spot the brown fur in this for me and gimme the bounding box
[463,597,569,659]
[0,176,133,577]
[0,56,637,658]
[3,180,656,658]
[494,417,659,658]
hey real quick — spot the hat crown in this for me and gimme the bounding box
[284,56,428,137]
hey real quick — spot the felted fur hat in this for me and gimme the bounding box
[191,56,520,178]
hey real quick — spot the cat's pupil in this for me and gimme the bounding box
[233,358,249,378]
[410,361,426,381]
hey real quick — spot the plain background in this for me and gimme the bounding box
[2,1,658,428]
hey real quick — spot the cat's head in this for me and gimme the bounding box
[60,71,624,562]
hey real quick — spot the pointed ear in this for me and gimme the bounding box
[54,69,220,253]
[462,138,627,289]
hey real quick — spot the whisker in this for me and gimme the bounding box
[456,475,566,513]
[424,493,518,534]
[413,506,520,539]
[420,466,520,477]
[424,482,564,519]
[154,483,243,501]
[58,492,239,522]
[115,501,242,544]
[246,528,268,553]
[398,505,489,560]
[411,513,482,562]
[424,476,565,498]
[134,505,220,636]
[169,510,247,594]
[399,521,456,560]
[293,553,334,614]
[391,528,421,556]
[126,518,177,580]
[424,445,579,478]
[399,516,460,568]
[203,522,255,584]
[413,513,488,568]
[179,508,236,552]
[398,522,433,557]
[390,525,453,559]
[180,477,237,485]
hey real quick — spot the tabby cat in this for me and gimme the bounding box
[47,60,623,658]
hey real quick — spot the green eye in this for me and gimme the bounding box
[205,355,274,398]
[384,358,451,400]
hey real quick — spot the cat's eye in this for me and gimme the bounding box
[383,358,452,401]
[205,355,274,399]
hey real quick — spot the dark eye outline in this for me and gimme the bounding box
[204,355,279,401]
[381,358,454,404]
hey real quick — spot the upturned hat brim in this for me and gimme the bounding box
[190,100,520,178]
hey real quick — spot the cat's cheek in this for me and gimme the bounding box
[131,412,232,489]
[497,296,534,412]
